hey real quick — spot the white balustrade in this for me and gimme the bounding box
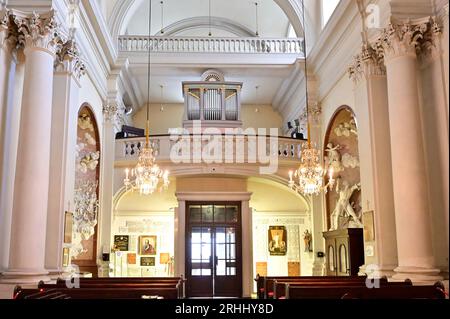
[115,135,305,163]
[118,36,305,55]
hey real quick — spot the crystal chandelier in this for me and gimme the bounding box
[123,0,169,195]
[288,0,334,196]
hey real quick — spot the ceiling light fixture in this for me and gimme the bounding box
[124,0,170,195]
[288,0,334,196]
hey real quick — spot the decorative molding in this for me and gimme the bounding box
[348,42,386,84]
[158,16,256,37]
[13,10,61,54]
[54,38,86,81]
[374,17,438,62]
[175,191,253,202]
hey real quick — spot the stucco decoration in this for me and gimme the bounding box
[78,113,94,131]
[325,107,362,231]
[85,132,97,146]
[342,153,360,169]
[77,151,100,173]
[334,118,358,138]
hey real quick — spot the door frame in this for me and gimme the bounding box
[185,201,243,298]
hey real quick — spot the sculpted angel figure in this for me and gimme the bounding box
[325,143,344,173]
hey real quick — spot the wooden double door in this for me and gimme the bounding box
[186,202,242,298]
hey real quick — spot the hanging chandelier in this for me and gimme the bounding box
[288,0,334,196]
[123,0,169,195]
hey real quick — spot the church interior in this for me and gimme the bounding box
[0,0,448,300]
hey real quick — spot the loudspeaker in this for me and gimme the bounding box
[287,121,294,129]
[102,253,110,262]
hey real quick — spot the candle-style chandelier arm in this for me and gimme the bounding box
[122,0,170,196]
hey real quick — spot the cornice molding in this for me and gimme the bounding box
[159,16,256,37]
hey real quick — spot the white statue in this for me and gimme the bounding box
[342,153,360,169]
[334,118,358,137]
[325,143,344,173]
[329,180,363,231]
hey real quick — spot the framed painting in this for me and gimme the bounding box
[63,212,73,244]
[362,211,375,242]
[139,235,157,255]
[114,235,130,251]
[141,257,156,267]
[268,226,287,256]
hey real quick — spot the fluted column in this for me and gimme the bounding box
[1,11,59,283]
[376,18,442,282]
[349,44,398,277]
[45,39,85,273]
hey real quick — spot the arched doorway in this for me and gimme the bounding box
[71,105,101,276]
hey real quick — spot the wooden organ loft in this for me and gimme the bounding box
[183,70,243,131]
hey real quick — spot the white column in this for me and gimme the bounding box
[349,45,398,277]
[97,103,118,277]
[241,200,253,298]
[309,102,326,276]
[174,200,186,281]
[1,11,59,283]
[0,10,18,273]
[45,41,84,274]
[377,19,442,282]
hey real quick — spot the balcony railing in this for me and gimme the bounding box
[118,36,305,55]
[115,135,305,163]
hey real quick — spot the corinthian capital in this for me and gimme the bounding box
[13,10,61,54]
[102,102,118,123]
[348,42,386,83]
[374,17,438,62]
[54,39,86,80]
[1,10,19,50]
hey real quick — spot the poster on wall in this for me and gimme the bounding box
[255,262,268,277]
[362,211,375,241]
[127,253,137,265]
[268,226,287,256]
[63,212,73,244]
[288,262,301,276]
[114,235,130,251]
[141,257,156,267]
[139,236,157,255]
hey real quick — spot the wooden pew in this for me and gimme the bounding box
[284,282,446,299]
[273,278,412,299]
[256,276,375,299]
[14,286,179,300]
[41,277,185,298]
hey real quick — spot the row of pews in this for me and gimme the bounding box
[255,275,447,299]
[14,277,185,300]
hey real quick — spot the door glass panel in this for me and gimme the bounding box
[214,206,226,222]
[216,260,226,276]
[191,227,212,277]
[202,206,214,222]
[190,206,201,222]
[226,206,238,223]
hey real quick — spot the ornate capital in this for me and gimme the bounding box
[309,102,322,125]
[102,102,119,123]
[374,17,438,62]
[0,10,19,51]
[54,39,86,80]
[419,17,442,66]
[13,10,61,54]
[348,42,386,83]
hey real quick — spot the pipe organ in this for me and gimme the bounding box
[183,71,243,130]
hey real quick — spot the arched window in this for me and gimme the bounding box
[322,0,340,27]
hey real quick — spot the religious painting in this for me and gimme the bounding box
[63,212,73,244]
[362,211,375,241]
[255,262,268,277]
[141,257,156,267]
[127,253,137,265]
[268,226,287,256]
[288,262,301,276]
[114,235,130,251]
[139,235,157,255]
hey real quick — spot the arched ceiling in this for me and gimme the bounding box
[125,0,291,38]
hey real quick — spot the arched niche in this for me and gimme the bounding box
[72,104,101,276]
[324,106,362,231]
